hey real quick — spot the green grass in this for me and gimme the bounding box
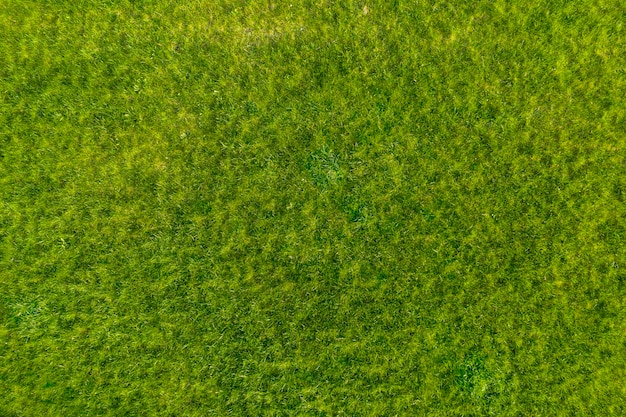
[1,0,626,415]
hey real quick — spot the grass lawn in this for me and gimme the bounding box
[1,0,626,415]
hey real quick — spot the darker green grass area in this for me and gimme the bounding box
[1,0,626,415]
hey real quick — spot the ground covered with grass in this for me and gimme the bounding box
[1,0,626,415]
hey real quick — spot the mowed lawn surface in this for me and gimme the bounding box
[1,0,626,415]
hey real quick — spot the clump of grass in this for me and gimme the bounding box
[305,146,343,189]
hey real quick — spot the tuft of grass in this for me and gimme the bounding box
[1,0,626,415]
[305,146,344,189]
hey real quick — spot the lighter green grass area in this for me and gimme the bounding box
[1,0,626,415]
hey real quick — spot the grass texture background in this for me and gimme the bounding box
[1,0,626,415]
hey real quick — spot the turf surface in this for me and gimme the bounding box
[1,0,626,415]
